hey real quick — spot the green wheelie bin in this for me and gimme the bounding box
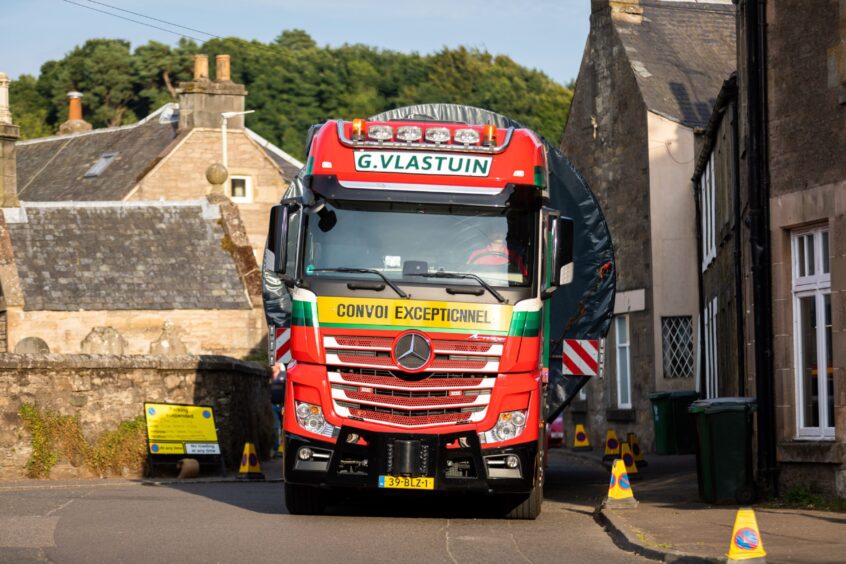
[648,390,699,454]
[688,398,757,504]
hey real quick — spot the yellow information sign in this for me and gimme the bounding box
[317,296,513,333]
[144,403,220,456]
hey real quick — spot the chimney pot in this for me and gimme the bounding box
[67,91,83,121]
[194,54,209,80]
[215,54,231,82]
[0,72,11,125]
[59,91,92,134]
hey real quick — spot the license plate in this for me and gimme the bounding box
[378,475,434,490]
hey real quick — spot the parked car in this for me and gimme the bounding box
[548,416,564,447]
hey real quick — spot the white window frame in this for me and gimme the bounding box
[229,175,253,204]
[615,316,632,409]
[703,296,718,399]
[792,226,833,440]
[700,153,716,271]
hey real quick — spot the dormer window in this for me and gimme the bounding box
[84,152,118,178]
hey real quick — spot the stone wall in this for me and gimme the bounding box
[4,306,267,358]
[560,5,655,451]
[132,129,288,255]
[0,354,274,480]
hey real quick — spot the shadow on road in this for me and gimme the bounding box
[153,448,614,519]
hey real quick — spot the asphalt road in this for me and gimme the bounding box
[0,451,647,563]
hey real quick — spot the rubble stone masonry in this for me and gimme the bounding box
[0,354,274,480]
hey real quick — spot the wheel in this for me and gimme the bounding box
[503,484,543,520]
[284,482,328,515]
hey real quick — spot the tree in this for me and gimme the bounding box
[13,31,574,158]
[9,75,52,139]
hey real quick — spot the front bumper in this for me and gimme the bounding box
[284,426,538,495]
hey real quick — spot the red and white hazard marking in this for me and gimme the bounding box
[270,326,292,366]
[562,339,600,376]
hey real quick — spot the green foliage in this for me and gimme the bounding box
[765,486,846,512]
[18,403,147,479]
[10,31,573,158]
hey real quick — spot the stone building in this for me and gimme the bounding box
[0,199,265,357]
[12,54,301,255]
[560,0,735,449]
[0,56,289,357]
[694,0,846,497]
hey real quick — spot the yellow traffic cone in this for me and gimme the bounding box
[620,442,639,477]
[602,429,621,461]
[237,442,265,480]
[572,423,592,451]
[627,432,648,467]
[603,459,638,508]
[727,508,767,562]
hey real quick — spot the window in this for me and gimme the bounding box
[84,152,118,178]
[792,226,833,439]
[229,176,252,203]
[703,297,718,398]
[700,153,716,270]
[615,316,632,409]
[662,316,694,378]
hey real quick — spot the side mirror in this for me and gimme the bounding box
[267,204,289,274]
[550,216,574,286]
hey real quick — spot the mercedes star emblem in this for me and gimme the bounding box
[393,332,432,371]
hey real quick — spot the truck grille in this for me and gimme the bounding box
[329,367,495,429]
[324,334,503,373]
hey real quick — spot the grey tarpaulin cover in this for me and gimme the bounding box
[263,105,616,415]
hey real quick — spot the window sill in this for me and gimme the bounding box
[606,408,636,422]
[777,440,841,464]
[569,400,588,414]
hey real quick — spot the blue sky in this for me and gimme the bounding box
[1,0,590,85]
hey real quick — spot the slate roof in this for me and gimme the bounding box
[614,0,736,129]
[16,105,181,202]
[6,201,250,311]
[15,104,301,200]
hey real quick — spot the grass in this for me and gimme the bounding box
[764,486,846,512]
[18,403,147,478]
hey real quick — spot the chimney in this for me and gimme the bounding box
[608,0,643,23]
[59,91,92,135]
[193,54,209,81]
[215,54,231,82]
[177,53,246,131]
[0,71,20,207]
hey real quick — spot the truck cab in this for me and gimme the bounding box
[266,118,574,519]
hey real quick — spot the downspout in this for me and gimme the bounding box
[744,0,777,496]
[693,173,706,397]
[730,86,746,398]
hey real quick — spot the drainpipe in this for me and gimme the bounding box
[730,84,746,398]
[744,0,777,497]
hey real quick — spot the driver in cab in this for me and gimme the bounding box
[466,228,527,277]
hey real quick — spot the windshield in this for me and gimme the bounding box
[303,202,536,288]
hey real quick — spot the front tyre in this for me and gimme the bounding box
[284,482,328,515]
[503,484,543,520]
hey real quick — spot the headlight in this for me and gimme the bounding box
[424,127,451,143]
[479,410,528,444]
[396,125,422,142]
[294,401,339,438]
[453,128,480,145]
[367,124,393,141]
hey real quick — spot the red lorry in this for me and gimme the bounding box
[266,116,575,519]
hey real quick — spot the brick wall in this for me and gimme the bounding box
[0,354,274,480]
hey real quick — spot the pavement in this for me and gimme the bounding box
[561,448,846,563]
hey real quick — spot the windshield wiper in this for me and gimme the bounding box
[408,271,507,304]
[310,268,409,299]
